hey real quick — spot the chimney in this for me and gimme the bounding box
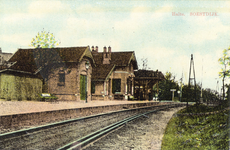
[108,46,111,53]
[96,46,98,52]
[108,46,111,60]
[103,46,107,53]
[103,46,110,64]
[91,46,94,51]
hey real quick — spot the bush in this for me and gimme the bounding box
[162,105,230,150]
[38,93,58,101]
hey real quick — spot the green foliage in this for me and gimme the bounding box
[1,74,42,101]
[39,93,58,101]
[30,30,60,48]
[158,71,219,103]
[162,104,230,150]
[202,88,220,103]
[218,48,230,100]
[158,72,179,100]
[226,85,230,101]
[33,47,64,81]
[218,49,230,77]
[181,84,202,102]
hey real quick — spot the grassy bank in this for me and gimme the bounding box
[162,103,230,150]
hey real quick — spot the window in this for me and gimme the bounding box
[59,73,65,82]
[58,70,65,86]
[112,79,121,94]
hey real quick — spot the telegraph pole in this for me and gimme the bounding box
[179,72,183,102]
[188,54,197,110]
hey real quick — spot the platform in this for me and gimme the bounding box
[0,100,165,133]
[0,100,155,116]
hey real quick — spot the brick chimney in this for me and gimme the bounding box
[108,46,111,60]
[96,46,98,52]
[108,46,111,53]
[91,46,94,51]
[103,46,111,64]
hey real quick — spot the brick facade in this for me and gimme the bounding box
[1,46,164,101]
[48,58,92,101]
[3,47,95,101]
[91,46,137,100]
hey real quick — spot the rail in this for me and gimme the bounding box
[0,102,186,149]
[58,103,185,150]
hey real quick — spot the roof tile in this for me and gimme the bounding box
[8,47,88,73]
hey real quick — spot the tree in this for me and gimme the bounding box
[138,57,150,70]
[158,72,179,101]
[30,30,60,48]
[218,48,230,100]
[29,30,62,92]
[181,83,201,103]
[226,84,230,102]
[202,88,219,105]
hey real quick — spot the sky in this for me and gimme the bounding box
[0,0,230,93]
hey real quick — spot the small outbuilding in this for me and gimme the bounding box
[0,65,43,100]
[134,70,165,100]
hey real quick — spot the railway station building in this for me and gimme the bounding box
[91,46,138,100]
[1,46,95,101]
[0,46,164,101]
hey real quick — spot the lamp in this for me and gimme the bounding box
[85,61,90,70]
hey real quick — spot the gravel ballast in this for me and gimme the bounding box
[85,107,184,150]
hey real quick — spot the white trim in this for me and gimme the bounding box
[0,69,34,75]
[114,71,134,76]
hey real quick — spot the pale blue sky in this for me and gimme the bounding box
[1,0,230,92]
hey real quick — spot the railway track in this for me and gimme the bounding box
[58,104,184,150]
[0,103,186,149]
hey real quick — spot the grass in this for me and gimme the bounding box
[162,102,230,150]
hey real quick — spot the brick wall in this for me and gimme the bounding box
[48,58,92,101]
[92,65,135,101]
[0,102,180,149]
[0,102,163,133]
[112,66,135,100]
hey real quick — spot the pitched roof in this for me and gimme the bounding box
[134,70,165,80]
[92,64,115,81]
[8,49,38,73]
[0,65,8,70]
[8,47,95,74]
[92,51,138,69]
